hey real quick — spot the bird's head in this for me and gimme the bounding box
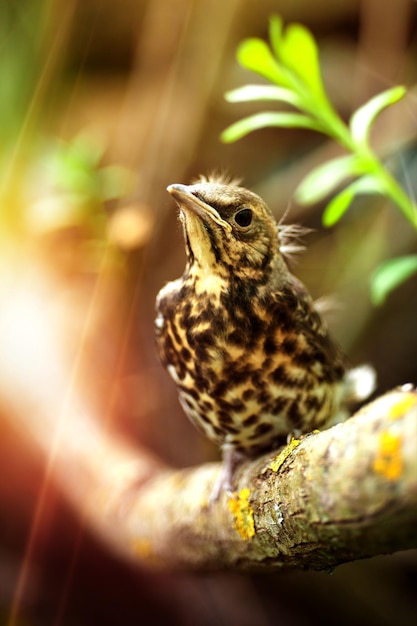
[167,177,287,284]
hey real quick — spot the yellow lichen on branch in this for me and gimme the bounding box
[388,392,416,420]
[373,431,403,481]
[228,488,255,541]
[268,438,301,472]
[372,392,416,481]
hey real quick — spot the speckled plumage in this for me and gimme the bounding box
[155,176,374,498]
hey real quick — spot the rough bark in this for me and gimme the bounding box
[102,388,417,571]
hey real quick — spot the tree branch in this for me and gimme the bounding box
[98,387,417,571]
[0,253,416,573]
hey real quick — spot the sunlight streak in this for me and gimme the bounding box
[1,248,110,626]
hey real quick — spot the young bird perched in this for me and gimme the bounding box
[155,175,375,500]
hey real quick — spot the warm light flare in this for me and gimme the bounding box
[0,251,97,452]
[0,250,133,626]
[0,270,64,394]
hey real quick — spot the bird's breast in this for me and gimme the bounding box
[155,273,346,453]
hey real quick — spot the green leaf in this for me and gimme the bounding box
[322,186,356,226]
[296,155,364,204]
[269,14,284,59]
[371,255,417,305]
[237,38,287,85]
[221,111,325,143]
[279,23,326,100]
[350,86,406,147]
[225,84,301,107]
[322,175,385,226]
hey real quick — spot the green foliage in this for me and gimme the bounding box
[349,87,406,148]
[222,111,325,142]
[371,256,417,305]
[25,134,134,235]
[0,2,133,242]
[222,14,417,303]
[322,175,386,227]
[42,134,132,205]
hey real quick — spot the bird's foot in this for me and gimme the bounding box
[209,444,246,505]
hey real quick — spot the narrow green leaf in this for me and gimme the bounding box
[371,255,417,305]
[225,84,301,107]
[322,175,386,226]
[350,86,406,147]
[237,38,286,85]
[351,174,387,195]
[296,155,363,204]
[279,23,326,100]
[322,186,355,226]
[221,111,325,143]
[269,14,284,59]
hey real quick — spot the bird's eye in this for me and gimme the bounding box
[234,208,253,228]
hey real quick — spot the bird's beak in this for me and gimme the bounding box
[167,184,232,232]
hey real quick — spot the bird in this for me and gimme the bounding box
[155,174,375,500]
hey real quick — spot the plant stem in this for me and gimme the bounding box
[377,165,417,230]
[311,102,417,229]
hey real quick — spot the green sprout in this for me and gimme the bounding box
[221,15,417,305]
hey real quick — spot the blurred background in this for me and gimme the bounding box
[1,0,417,624]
